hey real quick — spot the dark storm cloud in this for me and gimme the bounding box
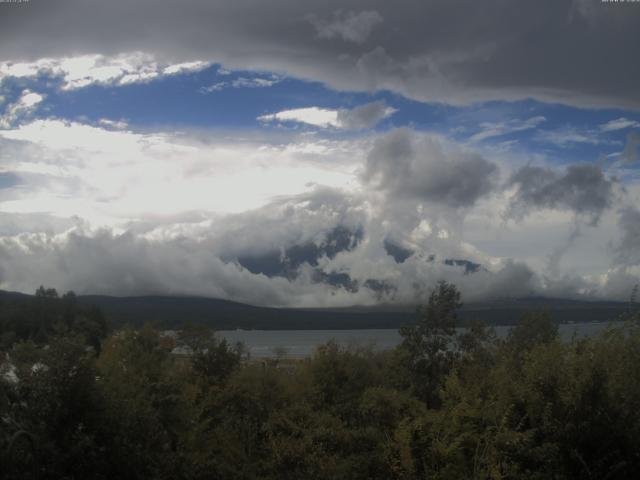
[363,129,498,208]
[507,164,615,224]
[309,10,383,44]
[0,0,638,108]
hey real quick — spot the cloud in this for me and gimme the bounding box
[97,118,128,130]
[478,260,541,299]
[0,114,636,304]
[310,10,383,44]
[0,118,361,223]
[363,128,498,208]
[0,212,77,236]
[535,126,609,147]
[259,107,340,128]
[507,164,615,224]
[0,229,305,305]
[0,172,22,190]
[199,82,227,93]
[0,205,632,306]
[0,193,547,305]
[0,1,638,108]
[601,117,640,132]
[0,53,209,90]
[613,207,640,266]
[0,220,495,306]
[0,165,635,305]
[469,116,546,142]
[232,76,280,88]
[199,74,281,93]
[204,187,367,261]
[259,100,395,130]
[0,90,45,129]
[336,100,396,130]
[161,60,209,76]
[0,187,373,307]
[621,132,640,164]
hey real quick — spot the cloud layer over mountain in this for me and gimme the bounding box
[0,118,636,306]
[1,0,639,306]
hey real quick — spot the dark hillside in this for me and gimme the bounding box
[80,294,637,329]
[2,290,636,330]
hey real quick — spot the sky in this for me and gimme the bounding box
[0,0,639,307]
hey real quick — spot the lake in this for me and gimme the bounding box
[217,322,620,358]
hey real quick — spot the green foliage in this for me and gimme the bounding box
[505,310,558,355]
[95,325,190,479]
[0,286,108,350]
[306,340,384,415]
[3,334,105,479]
[398,281,463,407]
[181,324,243,389]
[2,285,640,478]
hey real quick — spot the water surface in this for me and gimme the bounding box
[218,322,618,358]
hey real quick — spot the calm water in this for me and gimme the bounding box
[217,322,618,359]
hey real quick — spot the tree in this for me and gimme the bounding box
[399,281,462,407]
[95,326,187,479]
[504,310,558,358]
[7,334,103,478]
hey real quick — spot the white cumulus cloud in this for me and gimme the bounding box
[258,101,395,130]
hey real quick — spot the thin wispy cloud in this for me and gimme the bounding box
[469,116,546,143]
[600,117,640,132]
[535,127,608,147]
[200,74,282,93]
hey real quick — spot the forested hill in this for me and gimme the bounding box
[2,290,636,329]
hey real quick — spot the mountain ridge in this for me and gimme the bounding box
[2,290,636,330]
